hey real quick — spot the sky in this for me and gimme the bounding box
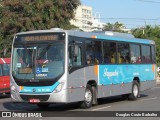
[81,0,160,29]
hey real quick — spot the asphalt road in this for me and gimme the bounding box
[0,84,160,119]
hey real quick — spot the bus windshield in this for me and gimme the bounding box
[12,42,64,80]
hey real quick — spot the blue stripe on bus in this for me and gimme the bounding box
[96,36,153,44]
[98,64,155,85]
[19,82,60,93]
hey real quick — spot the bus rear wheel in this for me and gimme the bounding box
[81,84,93,108]
[128,81,140,100]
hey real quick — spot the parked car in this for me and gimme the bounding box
[0,58,10,95]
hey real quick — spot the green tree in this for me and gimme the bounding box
[103,22,126,32]
[103,23,114,31]
[114,22,125,32]
[0,0,80,57]
[132,25,160,66]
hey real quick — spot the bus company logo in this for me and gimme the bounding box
[103,68,119,78]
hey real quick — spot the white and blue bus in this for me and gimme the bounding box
[10,28,156,108]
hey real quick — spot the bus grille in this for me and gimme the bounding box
[16,81,57,86]
[20,95,50,102]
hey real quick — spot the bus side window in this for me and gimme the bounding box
[75,47,82,66]
[136,56,141,63]
[3,64,10,76]
[118,43,129,64]
[103,42,116,64]
[104,53,111,64]
[86,55,92,65]
[130,44,141,64]
[141,45,151,63]
[86,40,102,65]
[0,65,2,76]
[69,46,74,66]
[69,46,82,66]
[111,53,116,64]
[118,53,123,64]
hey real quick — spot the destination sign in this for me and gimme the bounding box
[15,32,65,43]
[23,35,58,41]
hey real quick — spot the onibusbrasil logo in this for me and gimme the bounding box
[103,68,119,78]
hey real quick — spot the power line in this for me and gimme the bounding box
[77,16,159,21]
[135,0,160,3]
[93,17,159,21]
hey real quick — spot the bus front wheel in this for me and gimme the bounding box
[81,84,93,108]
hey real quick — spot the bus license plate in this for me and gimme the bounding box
[29,99,40,103]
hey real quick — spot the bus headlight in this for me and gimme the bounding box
[53,82,64,93]
[11,85,16,92]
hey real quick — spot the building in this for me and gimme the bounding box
[70,5,105,32]
[91,16,105,31]
[70,5,106,32]
[70,5,93,32]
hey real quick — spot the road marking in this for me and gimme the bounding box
[139,97,157,102]
[91,106,111,111]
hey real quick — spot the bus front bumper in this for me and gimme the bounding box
[11,89,69,103]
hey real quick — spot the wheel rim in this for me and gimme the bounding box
[85,89,92,104]
[133,84,138,97]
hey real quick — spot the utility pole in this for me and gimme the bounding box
[142,27,145,34]
[143,19,147,34]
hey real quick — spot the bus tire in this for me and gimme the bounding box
[81,84,93,108]
[37,103,50,109]
[128,81,139,100]
[92,86,98,106]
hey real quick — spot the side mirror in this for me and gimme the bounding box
[74,45,79,57]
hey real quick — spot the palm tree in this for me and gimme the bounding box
[103,22,125,32]
[103,23,114,31]
[113,22,125,31]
